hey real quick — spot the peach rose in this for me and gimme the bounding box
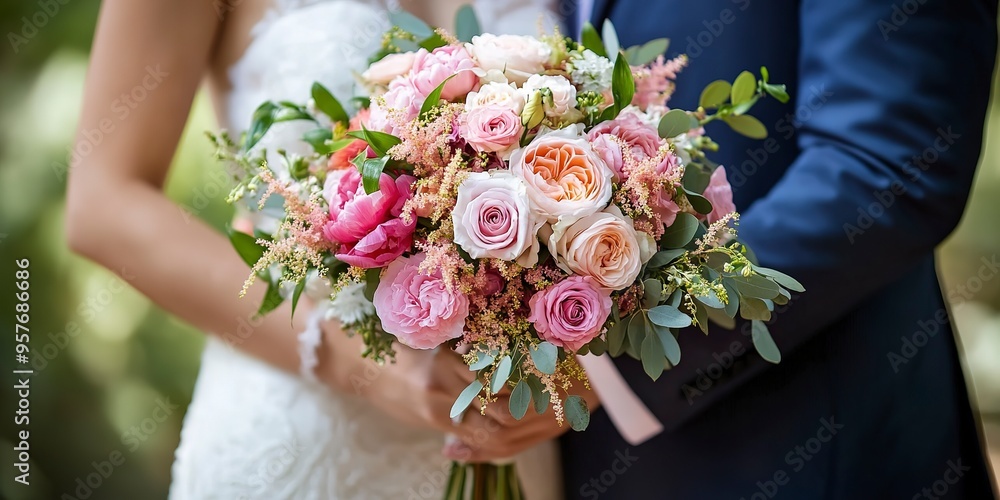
[547,206,655,291]
[509,126,613,224]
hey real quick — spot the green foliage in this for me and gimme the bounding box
[528,341,557,375]
[564,395,591,431]
[509,380,531,420]
[311,82,350,125]
[451,379,484,418]
[455,5,481,42]
[580,22,607,57]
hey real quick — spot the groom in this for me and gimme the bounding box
[546,0,999,498]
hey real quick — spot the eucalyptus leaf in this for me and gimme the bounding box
[660,212,699,248]
[529,342,558,375]
[730,70,756,105]
[732,274,781,299]
[647,304,692,329]
[580,22,606,57]
[602,19,620,58]
[641,333,666,380]
[751,320,781,363]
[723,280,740,318]
[564,395,591,431]
[699,80,731,109]
[723,114,768,139]
[627,312,647,354]
[684,188,714,215]
[311,82,350,124]
[509,380,531,420]
[642,278,663,309]
[653,324,681,366]
[753,266,805,292]
[450,379,484,418]
[588,336,608,356]
[490,355,513,393]
[647,248,686,268]
[454,4,481,42]
[658,108,693,138]
[695,289,725,309]
[631,38,670,65]
[682,163,712,193]
[469,351,495,371]
[694,300,709,334]
[389,10,433,38]
[607,315,627,356]
[739,296,772,321]
[526,375,549,414]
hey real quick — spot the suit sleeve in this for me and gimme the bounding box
[630,0,998,430]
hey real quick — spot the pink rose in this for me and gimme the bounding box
[363,52,417,86]
[452,171,545,266]
[548,206,653,291]
[460,105,524,154]
[410,46,479,101]
[703,167,736,224]
[528,276,612,352]
[323,173,416,268]
[590,133,625,180]
[373,253,470,349]
[368,79,422,135]
[587,113,663,160]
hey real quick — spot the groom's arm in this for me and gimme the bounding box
[635,0,998,430]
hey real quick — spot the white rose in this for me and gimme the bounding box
[547,206,653,291]
[466,34,551,85]
[362,52,417,86]
[466,81,526,114]
[520,74,578,117]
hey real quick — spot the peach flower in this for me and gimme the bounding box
[547,206,655,291]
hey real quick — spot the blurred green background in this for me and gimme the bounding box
[0,2,997,499]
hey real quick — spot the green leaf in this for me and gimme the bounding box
[607,314,627,356]
[588,336,608,356]
[419,74,456,118]
[418,32,448,51]
[526,375,549,414]
[257,280,284,316]
[732,274,781,299]
[623,45,640,65]
[352,154,390,195]
[699,80,731,109]
[760,66,770,82]
[272,104,313,122]
[245,101,276,152]
[753,266,805,292]
[739,296,772,321]
[763,83,790,104]
[646,248,687,269]
[509,379,531,420]
[694,300,709,334]
[580,22,606,57]
[627,312,647,354]
[695,288,725,309]
[469,351,495,371]
[642,278,663,309]
[654,324,681,366]
[564,395,590,431]
[730,71,757,106]
[684,188,713,215]
[363,268,380,302]
[311,82,350,124]
[730,95,760,116]
[302,128,334,153]
[450,379,484,418]
[657,108,693,138]
[529,342,558,374]
[723,114,768,139]
[454,4,481,42]
[346,127,401,156]
[682,163,712,193]
[602,19,620,59]
[228,228,266,267]
[641,332,666,380]
[647,304,692,329]
[631,38,670,65]
[751,320,781,363]
[327,137,359,153]
[660,212,699,248]
[290,277,307,321]
[723,280,740,318]
[389,10,433,38]
[490,355,512,393]
[611,53,635,113]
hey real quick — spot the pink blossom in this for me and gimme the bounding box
[368,79,422,135]
[590,133,625,180]
[323,173,416,268]
[528,276,612,352]
[452,171,544,266]
[373,253,470,349]
[703,167,736,224]
[460,105,524,154]
[651,153,681,227]
[410,46,479,101]
[588,113,663,160]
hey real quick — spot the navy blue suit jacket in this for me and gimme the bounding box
[560,0,998,498]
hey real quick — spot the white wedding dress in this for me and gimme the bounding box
[169,1,563,499]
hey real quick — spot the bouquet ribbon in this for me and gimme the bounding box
[576,354,663,445]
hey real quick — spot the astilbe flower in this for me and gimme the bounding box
[240,168,333,297]
[631,54,688,110]
[389,103,464,176]
[615,144,685,239]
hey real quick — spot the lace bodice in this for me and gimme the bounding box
[170,2,562,499]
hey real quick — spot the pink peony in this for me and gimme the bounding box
[702,167,736,224]
[590,133,625,180]
[368,78,423,135]
[587,113,663,160]
[528,276,612,352]
[373,253,470,349]
[323,172,416,268]
[410,46,479,101]
[460,105,524,154]
[452,171,544,266]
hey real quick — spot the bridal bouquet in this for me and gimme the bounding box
[211,8,800,498]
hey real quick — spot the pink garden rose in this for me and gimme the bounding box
[452,171,545,266]
[410,46,479,101]
[587,113,664,161]
[368,78,422,135]
[527,276,612,352]
[323,172,416,268]
[590,133,625,180]
[548,206,654,290]
[460,105,524,154]
[373,253,470,349]
[363,52,417,86]
[703,167,736,224]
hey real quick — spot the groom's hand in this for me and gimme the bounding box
[436,351,599,462]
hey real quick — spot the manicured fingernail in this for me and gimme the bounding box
[442,442,471,460]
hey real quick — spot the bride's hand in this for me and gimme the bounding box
[440,351,601,462]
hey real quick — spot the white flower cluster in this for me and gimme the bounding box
[567,49,614,93]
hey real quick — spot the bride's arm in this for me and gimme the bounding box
[66,0,330,378]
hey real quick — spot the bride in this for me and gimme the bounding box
[66,0,573,498]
